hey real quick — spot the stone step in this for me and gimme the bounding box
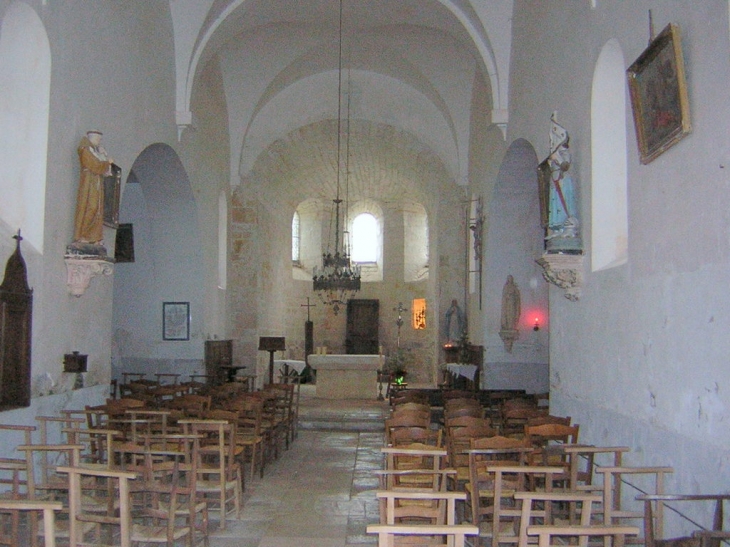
[298,418,385,432]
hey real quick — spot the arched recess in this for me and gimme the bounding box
[403,202,429,282]
[111,144,205,381]
[482,138,549,393]
[591,39,628,271]
[0,2,50,252]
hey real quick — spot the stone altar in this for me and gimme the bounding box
[308,354,384,399]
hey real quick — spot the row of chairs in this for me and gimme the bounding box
[373,388,729,547]
[0,373,302,546]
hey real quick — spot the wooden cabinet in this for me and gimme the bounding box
[0,235,32,410]
[204,339,232,385]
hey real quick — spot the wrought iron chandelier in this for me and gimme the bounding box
[312,0,361,315]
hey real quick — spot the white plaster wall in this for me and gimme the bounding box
[510,0,730,502]
[0,1,179,421]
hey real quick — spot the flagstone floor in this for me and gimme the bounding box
[209,389,388,547]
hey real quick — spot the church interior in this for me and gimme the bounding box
[0,0,729,545]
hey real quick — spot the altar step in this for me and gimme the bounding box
[296,384,388,432]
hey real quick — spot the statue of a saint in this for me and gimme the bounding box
[499,275,521,353]
[545,115,582,253]
[444,299,466,344]
[70,130,114,255]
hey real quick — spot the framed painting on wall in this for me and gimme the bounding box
[103,163,122,228]
[627,23,691,164]
[163,301,190,341]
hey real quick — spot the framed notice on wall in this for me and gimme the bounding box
[163,302,190,341]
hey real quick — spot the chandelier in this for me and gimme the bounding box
[312,0,361,315]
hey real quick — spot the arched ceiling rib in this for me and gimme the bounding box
[172,0,511,132]
[234,25,464,181]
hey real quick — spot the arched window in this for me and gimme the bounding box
[292,210,301,263]
[292,199,321,281]
[0,3,51,253]
[351,213,377,263]
[347,201,383,282]
[591,39,628,271]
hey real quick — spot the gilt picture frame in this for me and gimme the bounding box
[163,302,190,341]
[627,23,691,164]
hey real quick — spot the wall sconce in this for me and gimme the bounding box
[533,318,540,331]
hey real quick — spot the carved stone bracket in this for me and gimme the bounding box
[536,253,584,301]
[64,256,114,297]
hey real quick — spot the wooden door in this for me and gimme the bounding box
[346,299,379,354]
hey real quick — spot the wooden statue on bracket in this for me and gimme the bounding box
[0,231,32,409]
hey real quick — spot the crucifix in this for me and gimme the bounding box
[301,298,316,364]
[393,302,408,349]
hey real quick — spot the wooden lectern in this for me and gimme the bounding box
[259,336,286,384]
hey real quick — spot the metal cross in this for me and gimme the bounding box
[301,297,316,322]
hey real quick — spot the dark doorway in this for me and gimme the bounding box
[346,299,379,354]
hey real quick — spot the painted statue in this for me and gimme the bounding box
[71,130,114,255]
[545,115,582,253]
[445,299,466,344]
[499,275,521,353]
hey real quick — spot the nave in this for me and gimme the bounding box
[209,392,386,547]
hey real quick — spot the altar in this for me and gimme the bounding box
[308,354,384,399]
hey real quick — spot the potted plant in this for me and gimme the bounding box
[384,348,415,385]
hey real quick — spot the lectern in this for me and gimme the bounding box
[259,336,286,384]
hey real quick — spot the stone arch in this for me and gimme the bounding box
[112,144,204,380]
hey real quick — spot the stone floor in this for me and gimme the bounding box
[209,387,388,547]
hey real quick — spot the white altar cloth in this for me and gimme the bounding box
[309,354,384,399]
[445,363,478,381]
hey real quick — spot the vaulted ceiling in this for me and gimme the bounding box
[169,0,513,198]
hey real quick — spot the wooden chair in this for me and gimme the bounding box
[380,445,450,491]
[597,466,674,546]
[229,396,266,479]
[471,465,563,547]
[515,491,604,547]
[391,426,443,448]
[446,423,497,488]
[499,407,549,437]
[265,383,296,449]
[563,445,630,494]
[524,423,580,487]
[0,460,34,547]
[526,524,640,547]
[525,415,571,428]
[56,465,137,547]
[637,494,730,547]
[0,500,62,547]
[465,436,534,545]
[182,420,242,529]
[368,491,478,547]
[386,413,431,445]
